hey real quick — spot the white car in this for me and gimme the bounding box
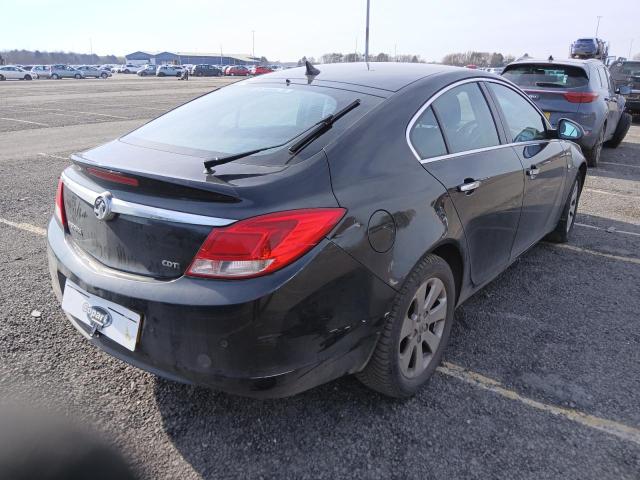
[156,65,184,77]
[76,65,111,79]
[0,65,34,81]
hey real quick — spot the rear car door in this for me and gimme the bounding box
[409,81,524,286]
[486,81,568,257]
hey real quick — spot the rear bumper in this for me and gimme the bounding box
[47,219,395,398]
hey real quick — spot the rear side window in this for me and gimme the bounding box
[409,107,447,159]
[487,83,546,143]
[432,83,500,154]
[503,64,589,88]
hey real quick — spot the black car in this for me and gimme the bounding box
[609,60,640,115]
[191,64,222,77]
[48,63,587,398]
[502,59,632,167]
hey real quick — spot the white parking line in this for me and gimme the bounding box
[600,161,640,170]
[37,152,68,160]
[549,243,640,265]
[3,215,640,445]
[44,108,129,120]
[575,222,640,238]
[0,218,46,236]
[584,188,640,200]
[438,362,640,446]
[0,117,49,127]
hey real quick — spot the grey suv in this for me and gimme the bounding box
[502,58,631,166]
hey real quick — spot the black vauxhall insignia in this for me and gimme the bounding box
[48,62,587,398]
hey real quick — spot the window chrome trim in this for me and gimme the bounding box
[406,77,552,164]
[61,172,236,227]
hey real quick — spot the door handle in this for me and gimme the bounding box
[457,180,481,193]
[527,165,540,178]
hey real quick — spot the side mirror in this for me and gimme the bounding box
[556,118,584,141]
[616,85,632,95]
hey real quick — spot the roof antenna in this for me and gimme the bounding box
[305,61,320,84]
[548,55,554,62]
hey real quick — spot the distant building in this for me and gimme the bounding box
[125,51,260,66]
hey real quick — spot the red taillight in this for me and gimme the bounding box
[86,167,139,186]
[187,208,346,279]
[54,177,67,228]
[563,92,598,103]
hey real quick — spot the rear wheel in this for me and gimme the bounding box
[74,74,81,79]
[101,72,108,79]
[356,254,455,398]
[604,113,632,149]
[585,126,604,167]
[546,175,581,243]
[0,74,4,81]
[24,74,32,80]
[51,74,59,80]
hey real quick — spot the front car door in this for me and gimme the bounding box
[602,66,622,140]
[409,81,525,286]
[485,81,568,257]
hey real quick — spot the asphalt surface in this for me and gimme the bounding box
[0,75,639,479]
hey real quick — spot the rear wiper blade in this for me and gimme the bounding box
[204,145,283,171]
[203,98,361,172]
[288,99,361,155]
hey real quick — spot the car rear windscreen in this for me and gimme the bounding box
[124,83,381,162]
[502,64,589,89]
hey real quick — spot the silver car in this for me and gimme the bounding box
[76,65,111,79]
[46,65,85,80]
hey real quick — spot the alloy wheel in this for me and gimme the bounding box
[398,277,447,378]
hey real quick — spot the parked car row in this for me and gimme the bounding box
[0,64,113,80]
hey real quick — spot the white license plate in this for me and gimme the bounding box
[62,280,141,351]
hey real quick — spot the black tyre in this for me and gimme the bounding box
[74,74,81,79]
[0,74,4,81]
[158,72,165,77]
[24,74,32,80]
[546,174,582,243]
[51,74,59,80]
[585,126,604,167]
[604,113,632,149]
[356,254,456,398]
[101,72,108,79]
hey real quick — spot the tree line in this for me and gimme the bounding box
[298,52,423,65]
[0,49,124,65]
[298,50,516,67]
[441,51,515,67]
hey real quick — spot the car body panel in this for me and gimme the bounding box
[47,63,587,397]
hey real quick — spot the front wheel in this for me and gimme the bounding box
[101,72,108,79]
[356,254,456,398]
[24,74,32,80]
[546,175,581,243]
[51,74,59,80]
[74,74,81,79]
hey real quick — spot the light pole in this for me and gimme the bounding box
[252,30,255,60]
[630,39,635,59]
[595,16,603,37]
[364,0,370,63]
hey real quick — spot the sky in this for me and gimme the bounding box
[2,0,639,62]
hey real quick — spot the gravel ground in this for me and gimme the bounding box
[0,76,639,479]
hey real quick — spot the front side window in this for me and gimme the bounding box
[432,83,500,153]
[488,83,546,143]
[409,106,447,159]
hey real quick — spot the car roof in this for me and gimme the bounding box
[254,62,470,92]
